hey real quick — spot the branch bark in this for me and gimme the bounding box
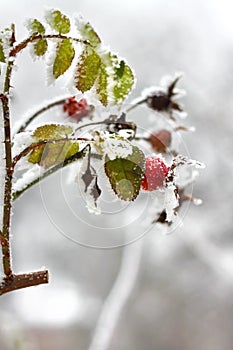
[10,34,90,57]
[0,270,49,296]
[0,25,16,278]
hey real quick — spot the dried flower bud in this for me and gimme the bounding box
[149,129,171,153]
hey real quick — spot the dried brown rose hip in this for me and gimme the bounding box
[149,129,171,153]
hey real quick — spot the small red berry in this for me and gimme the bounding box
[141,156,169,191]
[63,96,79,116]
[149,129,171,153]
[63,97,92,121]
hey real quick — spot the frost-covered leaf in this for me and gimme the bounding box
[32,124,73,140]
[95,62,108,105]
[53,38,75,79]
[77,151,102,214]
[27,19,45,34]
[103,135,133,160]
[105,145,145,201]
[109,55,134,103]
[76,15,101,47]
[28,124,79,168]
[75,47,101,92]
[46,9,70,34]
[0,39,5,63]
[33,38,48,56]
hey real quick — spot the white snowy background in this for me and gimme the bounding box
[1,0,233,349]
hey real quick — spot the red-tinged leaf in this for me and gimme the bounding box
[95,62,108,105]
[75,47,101,92]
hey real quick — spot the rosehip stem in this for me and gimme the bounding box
[14,98,67,134]
[10,34,91,57]
[12,145,97,201]
[72,121,108,135]
[125,98,147,113]
[134,136,150,142]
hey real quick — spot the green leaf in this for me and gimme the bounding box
[75,47,101,92]
[76,16,101,47]
[27,19,45,34]
[33,38,48,56]
[115,60,125,78]
[33,124,73,139]
[0,39,5,63]
[105,145,145,201]
[112,57,134,103]
[53,38,75,79]
[95,62,108,105]
[28,124,79,168]
[46,9,70,34]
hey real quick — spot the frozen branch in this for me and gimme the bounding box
[0,270,49,296]
[15,98,66,134]
[87,238,144,350]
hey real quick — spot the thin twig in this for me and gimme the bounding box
[15,98,67,134]
[124,98,146,113]
[88,238,144,350]
[10,34,90,57]
[73,121,107,135]
[12,148,86,201]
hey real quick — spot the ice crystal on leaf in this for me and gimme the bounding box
[75,14,101,48]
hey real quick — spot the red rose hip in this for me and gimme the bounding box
[141,156,169,191]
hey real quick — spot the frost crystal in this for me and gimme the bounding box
[13,165,43,193]
[12,131,34,158]
[164,183,179,222]
[104,137,133,160]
